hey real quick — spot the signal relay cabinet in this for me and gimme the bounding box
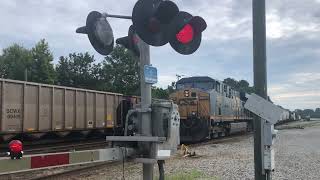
[106,100,180,160]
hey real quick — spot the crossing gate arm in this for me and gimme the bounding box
[0,147,135,175]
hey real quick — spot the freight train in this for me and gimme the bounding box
[0,78,140,143]
[169,76,252,142]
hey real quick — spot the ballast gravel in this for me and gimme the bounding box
[67,122,320,180]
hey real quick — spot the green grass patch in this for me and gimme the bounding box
[161,169,219,180]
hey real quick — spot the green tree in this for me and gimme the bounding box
[238,80,249,88]
[29,39,56,84]
[223,78,238,89]
[302,109,314,118]
[152,82,176,99]
[295,109,303,114]
[56,56,72,86]
[167,81,176,95]
[314,108,320,118]
[152,87,169,99]
[56,52,102,90]
[100,46,140,95]
[0,55,5,78]
[0,44,32,80]
[223,78,254,94]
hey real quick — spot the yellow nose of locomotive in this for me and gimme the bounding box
[169,88,210,120]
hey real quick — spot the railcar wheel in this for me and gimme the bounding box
[218,132,226,137]
[212,133,219,139]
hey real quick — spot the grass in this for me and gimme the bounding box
[159,169,219,180]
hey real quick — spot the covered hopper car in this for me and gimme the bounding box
[0,78,140,143]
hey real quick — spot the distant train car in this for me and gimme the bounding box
[0,78,140,143]
[170,76,252,142]
[281,110,290,121]
[275,108,300,124]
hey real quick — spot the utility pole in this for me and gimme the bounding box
[138,40,154,180]
[252,0,270,179]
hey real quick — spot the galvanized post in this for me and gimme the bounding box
[138,39,154,180]
[252,0,270,179]
[24,69,28,82]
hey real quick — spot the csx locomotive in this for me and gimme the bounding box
[169,76,252,142]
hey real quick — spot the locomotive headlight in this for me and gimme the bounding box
[192,112,196,116]
[184,90,189,97]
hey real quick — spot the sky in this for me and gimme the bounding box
[0,0,319,110]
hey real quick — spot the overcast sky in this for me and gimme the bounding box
[0,0,319,110]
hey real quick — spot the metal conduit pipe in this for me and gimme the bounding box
[157,160,165,180]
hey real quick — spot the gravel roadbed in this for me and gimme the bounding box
[64,121,320,180]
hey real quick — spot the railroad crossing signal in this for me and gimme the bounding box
[77,0,207,56]
[168,11,207,55]
[132,0,179,46]
[76,4,206,178]
[76,11,114,55]
[132,0,207,55]
[116,25,140,57]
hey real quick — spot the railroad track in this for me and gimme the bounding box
[1,156,131,180]
[185,132,252,148]
[30,161,121,180]
[0,160,121,180]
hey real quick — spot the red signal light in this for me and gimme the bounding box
[9,140,23,153]
[8,140,24,159]
[176,24,194,44]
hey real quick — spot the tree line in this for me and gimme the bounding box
[295,108,320,119]
[0,39,141,96]
[0,39,264,100]
[223,78,255,94]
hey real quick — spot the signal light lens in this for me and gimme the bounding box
[176,24,194,44]
[148,18,161,33]
[9,140,23,153]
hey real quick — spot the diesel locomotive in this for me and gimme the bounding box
[169,76,252,142]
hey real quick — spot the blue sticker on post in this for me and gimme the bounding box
[144,65,158,84]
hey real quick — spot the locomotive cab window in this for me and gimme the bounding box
[191,92,197,97]
[176,83,184,90]
[194,82,214,91]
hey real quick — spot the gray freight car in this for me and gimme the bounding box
[0,78,138,142]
